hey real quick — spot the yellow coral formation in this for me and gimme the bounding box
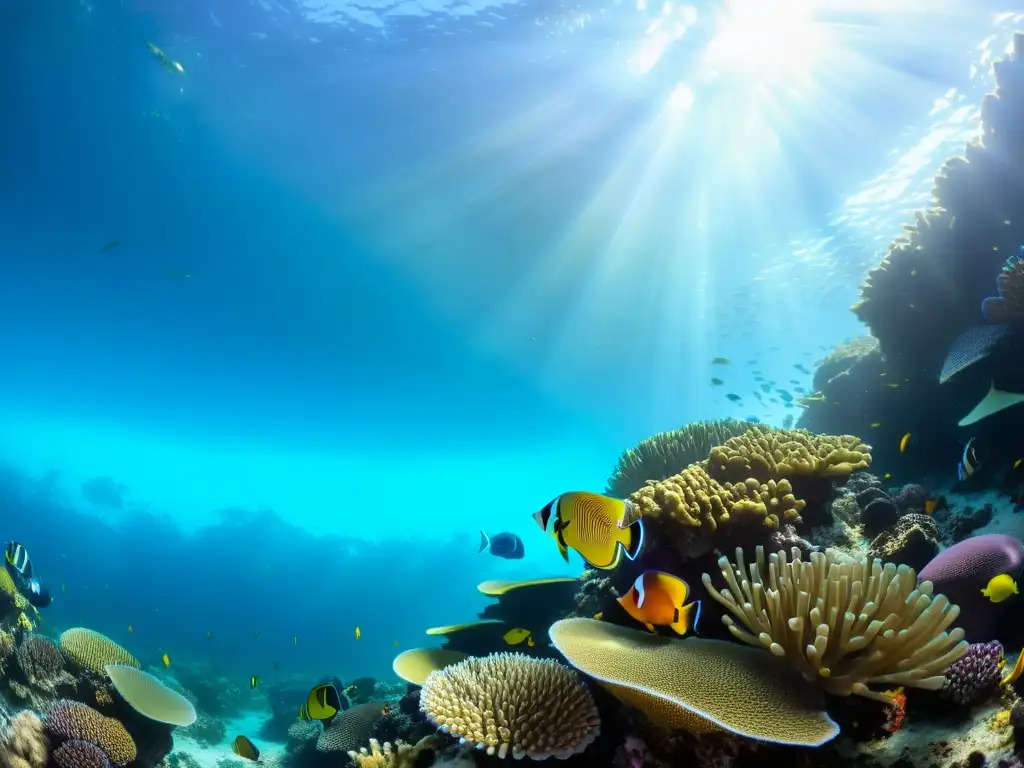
[44,701,136,766]
[629,464,804,530]
[548,618,839,747]
[347,739,405,767]
[628,427,871,534]
[0,711,48,768]
[708,429,871,483]
[0,570,29,614]
[606,419,757,498]
[419,652,600,760]
[59,628,139,673]
[701,547,968,703]
[392,648,468,685]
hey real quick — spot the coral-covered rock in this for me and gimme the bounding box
[862,497,901,540]
[868,513,940,571]
[893,483,930,513]
[52,739,112,768]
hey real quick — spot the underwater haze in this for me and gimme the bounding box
[0,0,1021,694]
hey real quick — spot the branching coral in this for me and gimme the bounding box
[701,547,968,702]
[606,419,756,499]
[419,652,599,760]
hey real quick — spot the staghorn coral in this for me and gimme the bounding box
[51,739,111,768]
[0,711,48,768]
[707,428,871,484]
[58,629,138,674]
[701,546,968,702]
[606,419,756,499]
[940,640,1003,706]
[548,618,838,746]
[44,700,136,767]
[419,652,599,760]
[15,635,66,690]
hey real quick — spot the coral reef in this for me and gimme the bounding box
[940,641,1004,706]
[702,547,967,701]
[0,710,48,768]
[418,652,599,759]
[44,700,137,766]
[606,419,754,499]
[58,629,138,674]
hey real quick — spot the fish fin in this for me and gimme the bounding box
[644,622,656,633]
[671,601,701,636]
[478,531,489,553]
[556,537,570,563]
[620,518,645,561]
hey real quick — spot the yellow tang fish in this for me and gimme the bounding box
[924,499,938,515]
[533,491,644,570]
[503,628,533,646]
[249,675,260,690]
[162,653,171,668]
[354,626,361,640]
[617,570,701,636]
[899,433,911,453]
[981,573,1018,603]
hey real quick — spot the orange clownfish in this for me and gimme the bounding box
[617,570,701,636]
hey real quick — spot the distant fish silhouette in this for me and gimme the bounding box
[99,240,122,253]
[478,531,524,560]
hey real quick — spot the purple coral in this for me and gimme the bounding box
[15,634,65,686]
[918,533,1024,589]
[52,739,112,768]
[940,640,1003,705]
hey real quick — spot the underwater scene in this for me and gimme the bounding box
[9,1,1024,768]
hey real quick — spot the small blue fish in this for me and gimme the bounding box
[958,437,980,482]
[478,531,524,560]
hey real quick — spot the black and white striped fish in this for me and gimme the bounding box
[4,541,32,579]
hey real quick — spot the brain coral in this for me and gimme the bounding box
[702,547,967,702]
[104,664,197,726]
[52,739,112,768]
[316,702,391,754]
[606,419,756,498]
[59,629,138,673]
[16,635,66,688]
[44,700,136,767]
[419,652,600,760]
[548,618,839,747]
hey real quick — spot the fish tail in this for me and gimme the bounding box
[478,531,489,553]
[619,518,644,561]
[670,600,701,636]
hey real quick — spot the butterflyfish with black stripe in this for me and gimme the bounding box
[231,735,260,761]
[533,491,644,570]
[298,683,348,722]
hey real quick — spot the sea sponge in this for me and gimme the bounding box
[606,419,756,498]
[707,428,871,484]
[317,702,392,754]
[702,547,968,702]
[0,711,48,768]
[940,640,1003,706]
[918,533,1024,590]
[629,464,805,531]
[392,649,468,686]
[59,629,138,674]
[44,700,137,766]
[104,664,197,726]
[51,739,111,768]
[16,635,66,688]
[419,652,599,759]
[548,618,839,747]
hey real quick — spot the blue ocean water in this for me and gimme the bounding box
[0,0,1019,691]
